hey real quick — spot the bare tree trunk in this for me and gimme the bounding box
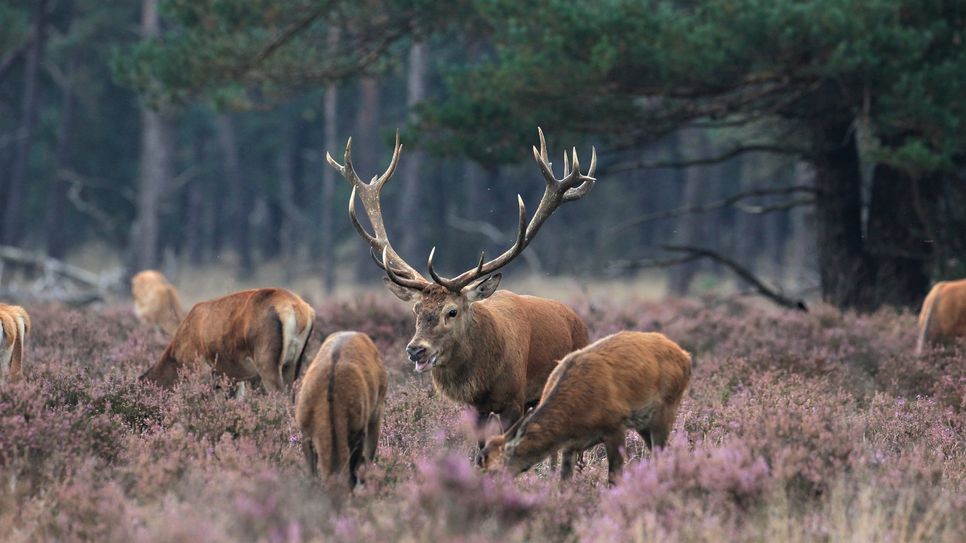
[2,0,48,246]
[185,125,207,265]
[811,119,875,309]
[45,53,76,259]
[278,121,308,280]
[320,32,340,293]
[787,161,817,288]
[352,76,381,282]
[215,114,253,277]
[397,41,428,259]
[129,0,175,272]
[667,129,709,296]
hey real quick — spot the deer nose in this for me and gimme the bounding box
[406,345,427,361]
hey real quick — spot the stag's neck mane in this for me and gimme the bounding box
[431,299,507,402]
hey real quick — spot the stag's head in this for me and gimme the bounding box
[326,128,596,373]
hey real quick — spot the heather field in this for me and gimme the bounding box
[1,295,964,542]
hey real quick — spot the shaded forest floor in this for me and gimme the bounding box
[1,296,964,542]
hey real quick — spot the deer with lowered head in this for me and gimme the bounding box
[917,278,966,354]
[478,331,692,485]
[0,304,30,383]
[296,331,387,488]
[131,270,186,336]
[326,128,594,449]
[140,288,315,394]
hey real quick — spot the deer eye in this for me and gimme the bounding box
[447,308,458,318]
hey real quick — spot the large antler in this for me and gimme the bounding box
[326,131,430,290]
[428,127,596,292]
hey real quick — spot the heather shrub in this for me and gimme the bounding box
[1,297,963,542]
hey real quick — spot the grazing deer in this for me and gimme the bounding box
[131,270,186,335]
[0,304,30,383]
[326,128,594,448]
[296,331,387,487]
[478,331,691,485]
[917,278,966,354]
[140,288,315,394]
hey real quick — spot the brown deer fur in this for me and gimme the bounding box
[479,331,691,485]
[387,280,589,446]
[131,270,186,335]
[140,288,315,393]
[0,304,30,383]
[296,331,387,487]
[917,278,966,354]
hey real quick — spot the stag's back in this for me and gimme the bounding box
[296,332,387,480]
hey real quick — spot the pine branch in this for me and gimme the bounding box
[610,185,817,233]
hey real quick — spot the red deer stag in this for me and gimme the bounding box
[917,278,966,354]
[0,304,30,383]
[326,128,594,449]
[478,331,692,485]
[131,270,186,335]
[296,331,387,487]
[140,288,315,394]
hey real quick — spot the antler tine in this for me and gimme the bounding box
[562,146,596,202]
[382,247,427,289]
[348,187,378,247]
[327,132,430,289]
[426,129,595,293]
[375,130,403,189]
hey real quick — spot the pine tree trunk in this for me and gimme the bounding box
[352,76,381,282]
[398,41,428,259]
[810,119,875,309]
[216,114,253,276]
[185,126,207,265]
[3,0,48,245]
[320,55,339,292]
[128,0,175,272]
[787,162,817,288]
[667,129,709,296]
[45,53,76,259]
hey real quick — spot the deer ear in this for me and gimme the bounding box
[383,278,421,302]
[465,273,501,301]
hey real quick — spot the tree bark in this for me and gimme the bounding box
[810,119,875,309]
[3,0,48,246]
[215,114,253,277]
[320,35,339,293]
[397,41,428,259]
[864,165,933,308]
[185,125,208,265]
[129,0,175,272]
[786,162,817,287]
[667,129,709,296]
[45,53,77,259]
[352,76,381,281]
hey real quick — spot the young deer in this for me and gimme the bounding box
[478,331,692,485]
[140,288,315,394]
[0,304,30,383]
[296,331,387,488]
[917,278,966,354]
[131,270,185,335]
[326,128,595,450]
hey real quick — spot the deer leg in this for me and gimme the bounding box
[560,448,579,481]
[604,431,626,486]
[302,438,319,477]
[348,438,365,488]
[364,408,382,463]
